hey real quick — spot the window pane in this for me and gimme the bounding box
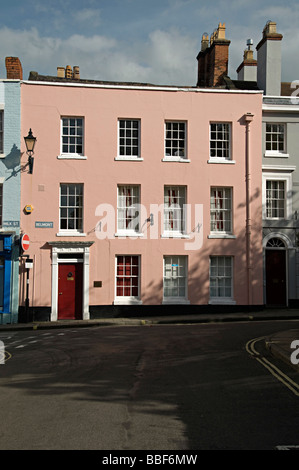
[210,256,233,299]
[163,256,187,298]
[116,256,140,298]
[118,119,140,158]
[210,123,230,159]
[61,117,84,155]
[60,184,83,231]
[164,121,186,158]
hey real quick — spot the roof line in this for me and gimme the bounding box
[21,80,263,94]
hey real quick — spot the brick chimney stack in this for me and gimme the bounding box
[196,23,231,87]
[5,57,23,80]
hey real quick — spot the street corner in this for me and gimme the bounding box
[265,330,299,373]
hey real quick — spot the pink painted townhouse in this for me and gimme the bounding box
[19,24,263,321]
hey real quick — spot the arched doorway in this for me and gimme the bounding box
[265,237,287,307]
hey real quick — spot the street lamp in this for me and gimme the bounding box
[24,128,36,174]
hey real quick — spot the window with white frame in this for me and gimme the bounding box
[115,255,140,300]
[210,123,231,160]
[266,180,285,219]
[118,119,140,158]
[59,184,83,232]
[164,186,186,235]
[210,187,232,234]
[0,111,3,154]
[117,185,140,233]
[61,117,84,156]
[163,256,188,301]
[210,256,233,300]
[165,121,186,159]
[265,123,285,154]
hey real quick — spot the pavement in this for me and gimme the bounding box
[0,307,299,372]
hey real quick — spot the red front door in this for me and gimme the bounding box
[58,263,83,320]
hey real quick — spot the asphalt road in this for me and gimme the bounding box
[0,320,299,450]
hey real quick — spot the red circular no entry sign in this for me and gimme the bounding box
[21,234,30,251]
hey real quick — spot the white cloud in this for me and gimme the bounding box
[72,8,102,28]
[0,13,298,86]
[0,25,198,85]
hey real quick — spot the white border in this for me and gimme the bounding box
[262,170,293,220]
[50,245,91,321]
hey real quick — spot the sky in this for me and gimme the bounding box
[0,0,299,86]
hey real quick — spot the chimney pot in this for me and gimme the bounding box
[216,22,226,40]
[264,21,277,36]
[73,66,80,79]
[65,65,72,79]
[57,66,65,78]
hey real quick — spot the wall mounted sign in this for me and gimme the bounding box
[3,221,20,228]
[35,221,54,228]
[21,234,30,251]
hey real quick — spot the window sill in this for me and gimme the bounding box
[264,151,289,158]
[113,299,142,305]
[208,233,236,239]
[162,299,190,305]
[56,232,86,237]
[209,298,236,305]
[0,154,5,159]
[162,157,190,163]
[161,233,189,239]
[208,159,235,164]
[115,232,144,238]
[57,155,87,160]
[114,157,143,161]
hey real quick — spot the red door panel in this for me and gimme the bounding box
[58,263,83,320]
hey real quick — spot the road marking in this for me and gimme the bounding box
[246,337,299,397]
[276,445,299,450]
[0,350,12,362]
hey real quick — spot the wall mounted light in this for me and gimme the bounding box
[24,128,36,174]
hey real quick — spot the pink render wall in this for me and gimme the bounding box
[20,82,263,311]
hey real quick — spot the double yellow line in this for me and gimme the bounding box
[246,337,299,397]
[0,350,12,363]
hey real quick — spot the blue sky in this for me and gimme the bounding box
[1,0,299,85]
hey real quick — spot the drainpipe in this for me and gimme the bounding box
[244,113,254,305]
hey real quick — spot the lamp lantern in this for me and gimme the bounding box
[24,128,36,174]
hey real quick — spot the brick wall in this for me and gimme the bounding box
[5,57,23,80]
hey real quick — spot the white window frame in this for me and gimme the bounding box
[116,119,142,161]
[163,121,189,162]
[265,180,285,219]
[209,122,234,164]
[116,185,143,237]
[209,187,234,238]
[58,117,86,160]
[163,255,190,304]
[114,255,142,305]
[265,122,289,158]
[209,256,235,304]
[262,170,293,220]
[58,183,85,236]
[163,186,187,238]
